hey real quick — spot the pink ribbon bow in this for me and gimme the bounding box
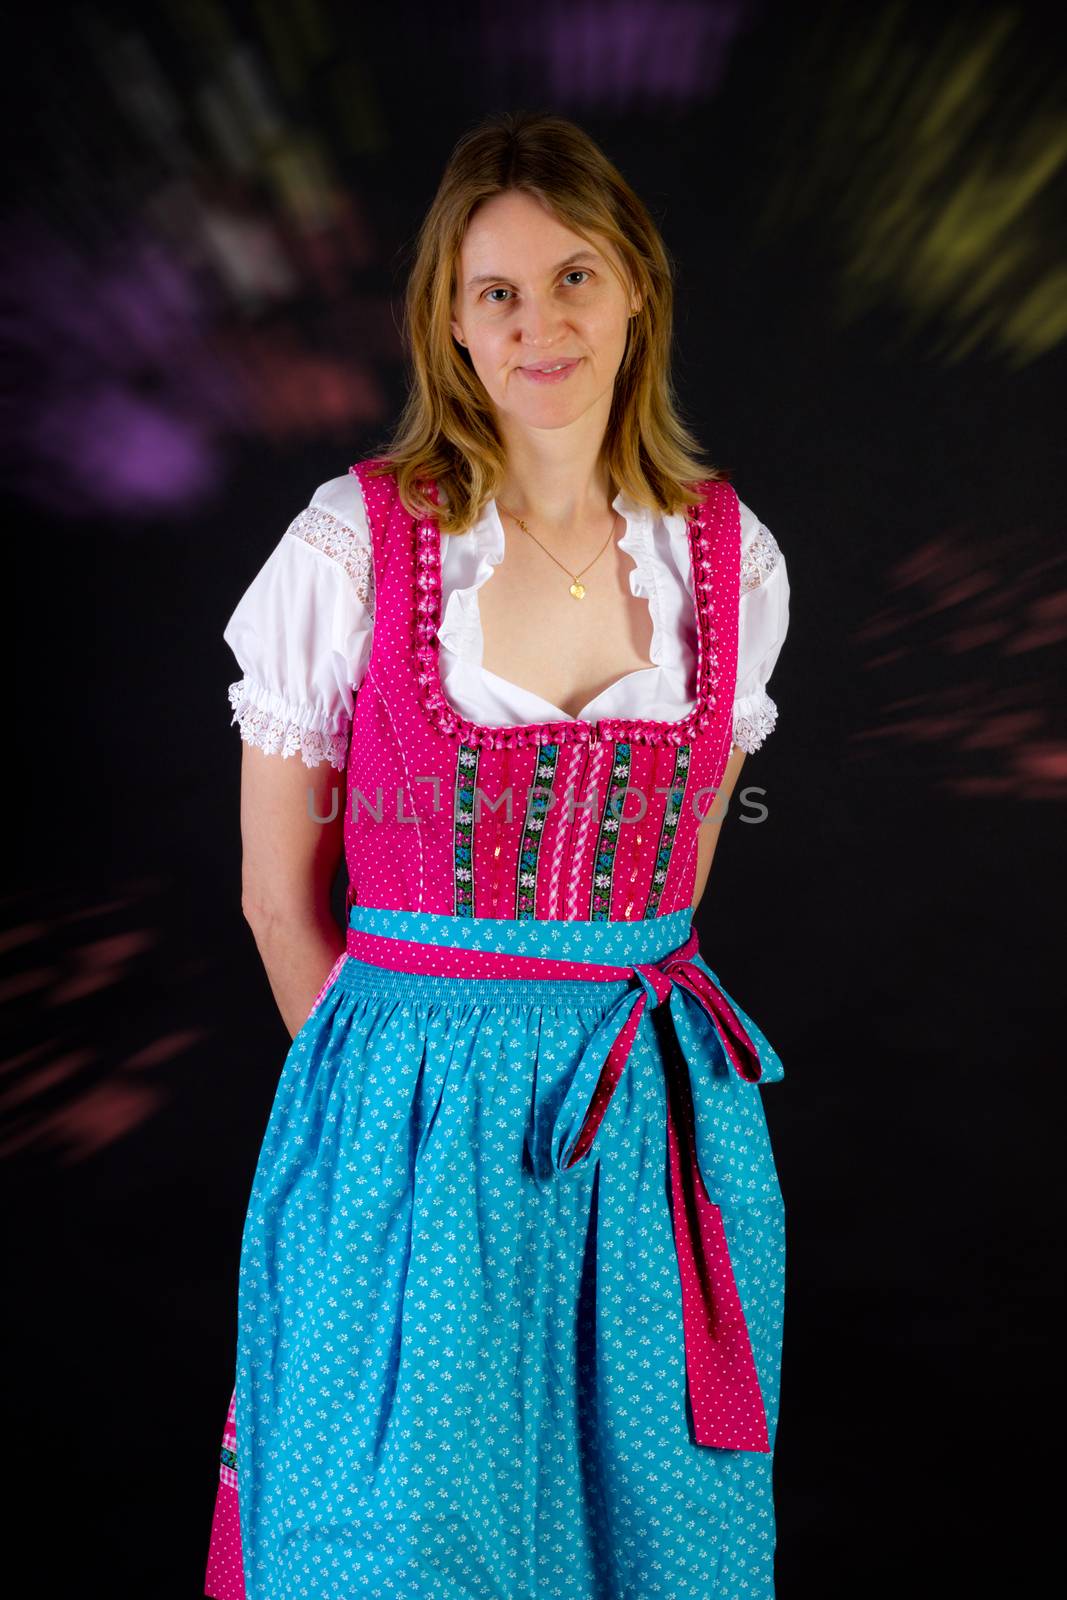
[552,925,770,1452]
[345,921,772,1453]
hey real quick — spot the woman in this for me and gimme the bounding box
[205,111,791,1600]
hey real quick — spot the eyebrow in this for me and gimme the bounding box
[465,249,601,290]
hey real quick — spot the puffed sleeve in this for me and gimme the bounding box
[223,474,375,771]
[732,498,790,755]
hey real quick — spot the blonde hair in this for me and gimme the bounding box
[366,110,728,535]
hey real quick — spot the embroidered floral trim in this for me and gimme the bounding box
[227,679,350,770]
[219,1388,237,1488]
[589,744,635,920]
[401,476,725,750]
[740,524,782,594]
[286,505,375,611]
[517,744,561,918]
[733,692,779,754]
[642,744,690,920]
[454,744,479,916]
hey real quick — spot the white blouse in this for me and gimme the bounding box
[224,473,790,771]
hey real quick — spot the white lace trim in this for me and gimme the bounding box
[286,505,374,610]
[740,524,782,594]
[227,679,350,770]
[733,690,779,754]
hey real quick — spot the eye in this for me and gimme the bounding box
[481,269,593,304]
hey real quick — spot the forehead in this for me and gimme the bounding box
[457,192,618,281]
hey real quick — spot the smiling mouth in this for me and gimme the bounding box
[520,359,580,373]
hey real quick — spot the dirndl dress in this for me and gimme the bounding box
[204,460,787,1600]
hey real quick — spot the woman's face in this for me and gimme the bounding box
[450,189,640,436]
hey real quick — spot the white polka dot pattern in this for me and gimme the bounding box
[340,460,741,921]
[203,1388,244,1599]
[204,464,787,1600]
[205,906,786,1598]
[339,913,777,1453]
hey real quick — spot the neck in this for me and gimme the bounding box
[494,427,615,533]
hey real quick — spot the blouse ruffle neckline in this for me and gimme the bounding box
[412,479,725,750]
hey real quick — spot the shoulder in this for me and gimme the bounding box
[284,474,373,604]
[222,473,377,770]
[290,472,372,548]
[735,495,786,593]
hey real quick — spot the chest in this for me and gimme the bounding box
[473,537,658,720]
[344,461,739,922]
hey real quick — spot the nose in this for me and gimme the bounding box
[518,293,568,348]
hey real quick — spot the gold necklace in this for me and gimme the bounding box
[496,500,620,600]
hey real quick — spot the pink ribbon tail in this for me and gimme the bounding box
[566,942,772,1451]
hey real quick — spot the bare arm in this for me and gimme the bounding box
[238,741,347,1038]
[690,743,747,915]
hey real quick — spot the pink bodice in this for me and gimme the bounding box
[342,458,741,922]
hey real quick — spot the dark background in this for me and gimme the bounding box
[4,0,1063,1594]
